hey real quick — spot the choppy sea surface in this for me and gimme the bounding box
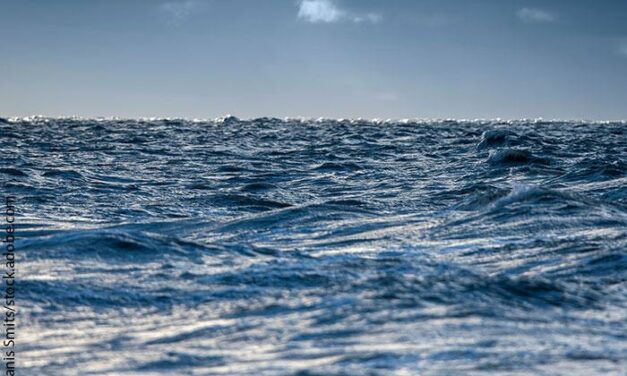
[2,117,626,375]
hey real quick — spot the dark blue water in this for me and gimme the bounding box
[3,117,626,375]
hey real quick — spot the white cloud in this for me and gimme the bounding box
[298,0,343,23]
[354,12,382,24]
[160,1,198,25]
[619,42,627,57]
[298,0,381,24]
[517,8,555,23]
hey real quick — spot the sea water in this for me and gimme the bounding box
[2,117,626,375]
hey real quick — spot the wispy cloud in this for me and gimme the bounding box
[160,1,198,25]
[353,13,382,24]
[517,8,555,23]
[298,0,381,24]
[619,42,627,58]
[298,0,343,23]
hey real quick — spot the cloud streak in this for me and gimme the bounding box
[298,0,381,24]
[517,8,555,23]
[160,1,198,25]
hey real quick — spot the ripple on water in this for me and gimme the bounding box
[6,118,626,375]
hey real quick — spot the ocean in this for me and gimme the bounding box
[3,117,626,375]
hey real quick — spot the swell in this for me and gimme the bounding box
[8,119,627,375]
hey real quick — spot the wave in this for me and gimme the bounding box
[8,118,626,375]
[487,148,549,166]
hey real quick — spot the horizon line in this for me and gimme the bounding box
[2,114,627,124]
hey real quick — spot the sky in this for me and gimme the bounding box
[1,0,627,120]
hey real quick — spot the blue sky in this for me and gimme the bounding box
[1,0,626,119]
